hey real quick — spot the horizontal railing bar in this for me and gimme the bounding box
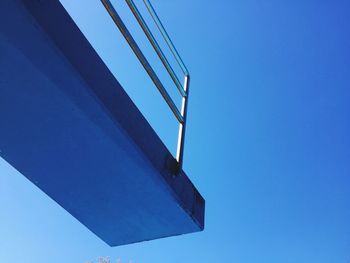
[100,0,184,124]
[142,0,189,76]
[125,0,187,98]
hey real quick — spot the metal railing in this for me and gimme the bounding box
[100,0,190,173]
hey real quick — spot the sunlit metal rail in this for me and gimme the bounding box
[100,0,190,172]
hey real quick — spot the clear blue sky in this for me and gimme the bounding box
[1,0,350,262]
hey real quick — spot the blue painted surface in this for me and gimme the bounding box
[0,0,204,246]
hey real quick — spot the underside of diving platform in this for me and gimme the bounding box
[0,0,204,246]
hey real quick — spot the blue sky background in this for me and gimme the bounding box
[1,0,350,262]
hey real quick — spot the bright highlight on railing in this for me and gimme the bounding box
[100,0,190,173]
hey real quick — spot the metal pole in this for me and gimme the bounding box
[142,0,189,76]
[176,75,190,172]
[125,0,186,97]
[100,0,184,124]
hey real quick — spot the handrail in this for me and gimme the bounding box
[100,0,183,124]
[125,0,186,97]
[100,0,190,173]
[142,0,189,76]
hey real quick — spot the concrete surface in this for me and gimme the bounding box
[0,0,204,246]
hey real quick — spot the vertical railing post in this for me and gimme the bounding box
[176,75,190,173]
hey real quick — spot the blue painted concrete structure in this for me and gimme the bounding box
[0,0,204,246]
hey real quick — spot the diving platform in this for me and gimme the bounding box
[0,0,204,246]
